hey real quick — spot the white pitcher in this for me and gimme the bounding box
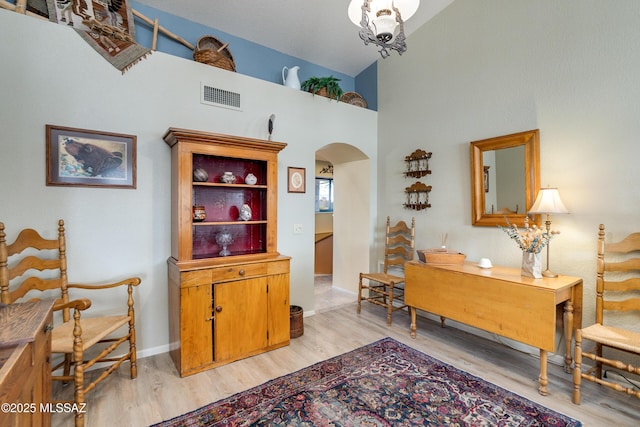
[282,66,301,90]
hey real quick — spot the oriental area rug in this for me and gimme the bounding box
[152,338,581,427]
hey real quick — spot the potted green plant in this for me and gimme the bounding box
[301,76,343,101]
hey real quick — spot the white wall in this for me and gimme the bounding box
[333,158,371,294]
[0,10,377,356]
[378,0,640,338]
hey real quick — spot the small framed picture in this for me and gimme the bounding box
[46,125,136,189]
[287,167,305,193]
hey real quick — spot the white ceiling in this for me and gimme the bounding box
[135,0,454,76]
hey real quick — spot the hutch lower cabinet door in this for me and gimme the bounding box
[265,271,291,347]
[168,257,291,377]
[214,277,268,362]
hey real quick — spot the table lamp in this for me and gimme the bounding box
[528,188,569,278]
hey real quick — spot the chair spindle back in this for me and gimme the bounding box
[596,223,640,325]
[383,216,415,273]
[0,220,71,321]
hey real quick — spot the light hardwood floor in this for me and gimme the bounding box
[52,302,640,426]
[313,274,356,313]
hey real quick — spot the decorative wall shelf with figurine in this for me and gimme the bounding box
[404,149,432,178]
[404,181,432,211]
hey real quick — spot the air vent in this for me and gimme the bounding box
[200,83,242,111]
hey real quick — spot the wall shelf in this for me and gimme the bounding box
[404,181,432,211]
[404,149,432,178]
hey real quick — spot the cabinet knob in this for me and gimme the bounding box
[238,269,245,276]
[215,305,223,313]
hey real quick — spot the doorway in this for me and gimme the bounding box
[314,143,371,312]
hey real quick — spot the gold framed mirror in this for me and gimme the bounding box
[470,129,540,227]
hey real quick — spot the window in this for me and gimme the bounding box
[315,178,334,212]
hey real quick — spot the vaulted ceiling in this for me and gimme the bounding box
[135,0,454,76]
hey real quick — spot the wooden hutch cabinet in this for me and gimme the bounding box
[163,128,290,377]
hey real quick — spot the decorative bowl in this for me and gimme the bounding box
[220,171,236,183]
[192,205,206,222]
[193,168,208,182]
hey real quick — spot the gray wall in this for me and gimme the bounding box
[377,0,640,340]
[0,9,377,357]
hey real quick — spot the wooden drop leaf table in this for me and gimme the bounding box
[405,260,583,396]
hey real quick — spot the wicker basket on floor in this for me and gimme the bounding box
[193,35,236,72]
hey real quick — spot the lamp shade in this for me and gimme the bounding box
[528,188,569,214]
[348,0,420,27]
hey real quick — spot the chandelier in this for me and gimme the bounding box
[348,0,420,58]
[320,163,334,175]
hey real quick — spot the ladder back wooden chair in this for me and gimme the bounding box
[572,224,640,404]
[0,220,141,427]
[357,216,415,325]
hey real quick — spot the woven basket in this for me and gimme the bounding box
[417,249,466,265]
[193,35,236,72]
[313,87,340,100]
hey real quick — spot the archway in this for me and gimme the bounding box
[315,143,371,299]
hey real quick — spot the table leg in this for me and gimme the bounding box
[410,306,417,339]
[538,349,548,396]
[564,299,574,373]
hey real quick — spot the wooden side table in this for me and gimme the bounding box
[0,300,54,426]
[405,261,583,395]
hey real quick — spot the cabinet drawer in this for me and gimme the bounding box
[213,263,267,281]
[267,259,290,275]
[181,270,212,287]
